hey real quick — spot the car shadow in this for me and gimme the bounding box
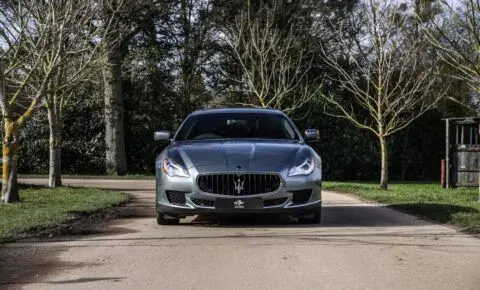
[187,204,434,228]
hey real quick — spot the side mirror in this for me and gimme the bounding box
[304,129,319,142]
[154,131,171,141]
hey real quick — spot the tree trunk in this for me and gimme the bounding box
[380,135,389,190]
[2,121,19,203]
[47,108,62,187]
[181,0,192,114]
[103,28,127,175]
[400,162,407,181]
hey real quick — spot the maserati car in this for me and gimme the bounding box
[154,108,322,225]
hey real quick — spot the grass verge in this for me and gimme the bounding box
[0,186,128,243]
[18,174,155,180]
[323,181,480,234]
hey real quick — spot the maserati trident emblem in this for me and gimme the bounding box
[233,199,245,209]
[233,175,244,194]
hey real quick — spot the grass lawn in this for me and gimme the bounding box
[0,186,128,243]
[18,174,155,180]
[323,181,480,234]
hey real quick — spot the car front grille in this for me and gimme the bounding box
[197,173,281,196]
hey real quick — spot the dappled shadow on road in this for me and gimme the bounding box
[18,206,143,241]
[321,204,431,227]
[9,233,479,253]
[387,203,479,224]
[0,245,100,289]
[47,277,125,284]
[5,183,476,289]
[114,203,156,219]
[2,204,476,288]
[7,204,447,246]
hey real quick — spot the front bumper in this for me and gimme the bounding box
[156,200,322,217]
[155,171,322,217]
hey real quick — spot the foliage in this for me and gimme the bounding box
[19,84,106,175]
[0,0,121,200]
[221,1,321,113]
[9,0,479,184]
[427,0,480,94]
[324,181,480,233]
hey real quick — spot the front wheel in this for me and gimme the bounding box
[156,213,180,225]
[298,208,321,224]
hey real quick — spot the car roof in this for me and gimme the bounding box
[190,107,285,116]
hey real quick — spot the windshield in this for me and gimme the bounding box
[174,112,300,141]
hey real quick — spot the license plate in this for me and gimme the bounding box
[215,198,263,210]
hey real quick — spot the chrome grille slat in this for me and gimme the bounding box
[227,174,230,195]
[197,173,281,196]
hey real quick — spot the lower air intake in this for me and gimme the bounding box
[191,198,214,207]
[264,198,287,207]
[291,190,312,204]
[166,191,187,205]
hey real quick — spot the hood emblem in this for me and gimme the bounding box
[234,175,244,194]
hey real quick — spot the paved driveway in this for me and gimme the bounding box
[1,179,480,289]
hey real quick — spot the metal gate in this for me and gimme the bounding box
[445,117,480,188]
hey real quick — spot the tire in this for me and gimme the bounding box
[298,208,322,224]
[156,213,180,225]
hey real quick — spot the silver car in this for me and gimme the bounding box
[154,108,322,225]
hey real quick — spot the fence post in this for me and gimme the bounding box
[441,159,446,188]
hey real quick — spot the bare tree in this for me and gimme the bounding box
[320,0,444,189]
[43,0,120,188]
[222,2,320,115]
[425,1,480,101]
[0,0,119,201]
[0,0,56,202]
[425,0,480,199]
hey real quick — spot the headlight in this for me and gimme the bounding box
[288,157,315,176]
[162,158,190,177]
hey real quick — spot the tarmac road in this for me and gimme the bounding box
[1,179,480,290]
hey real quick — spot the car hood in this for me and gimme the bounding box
[165,140,311,173]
